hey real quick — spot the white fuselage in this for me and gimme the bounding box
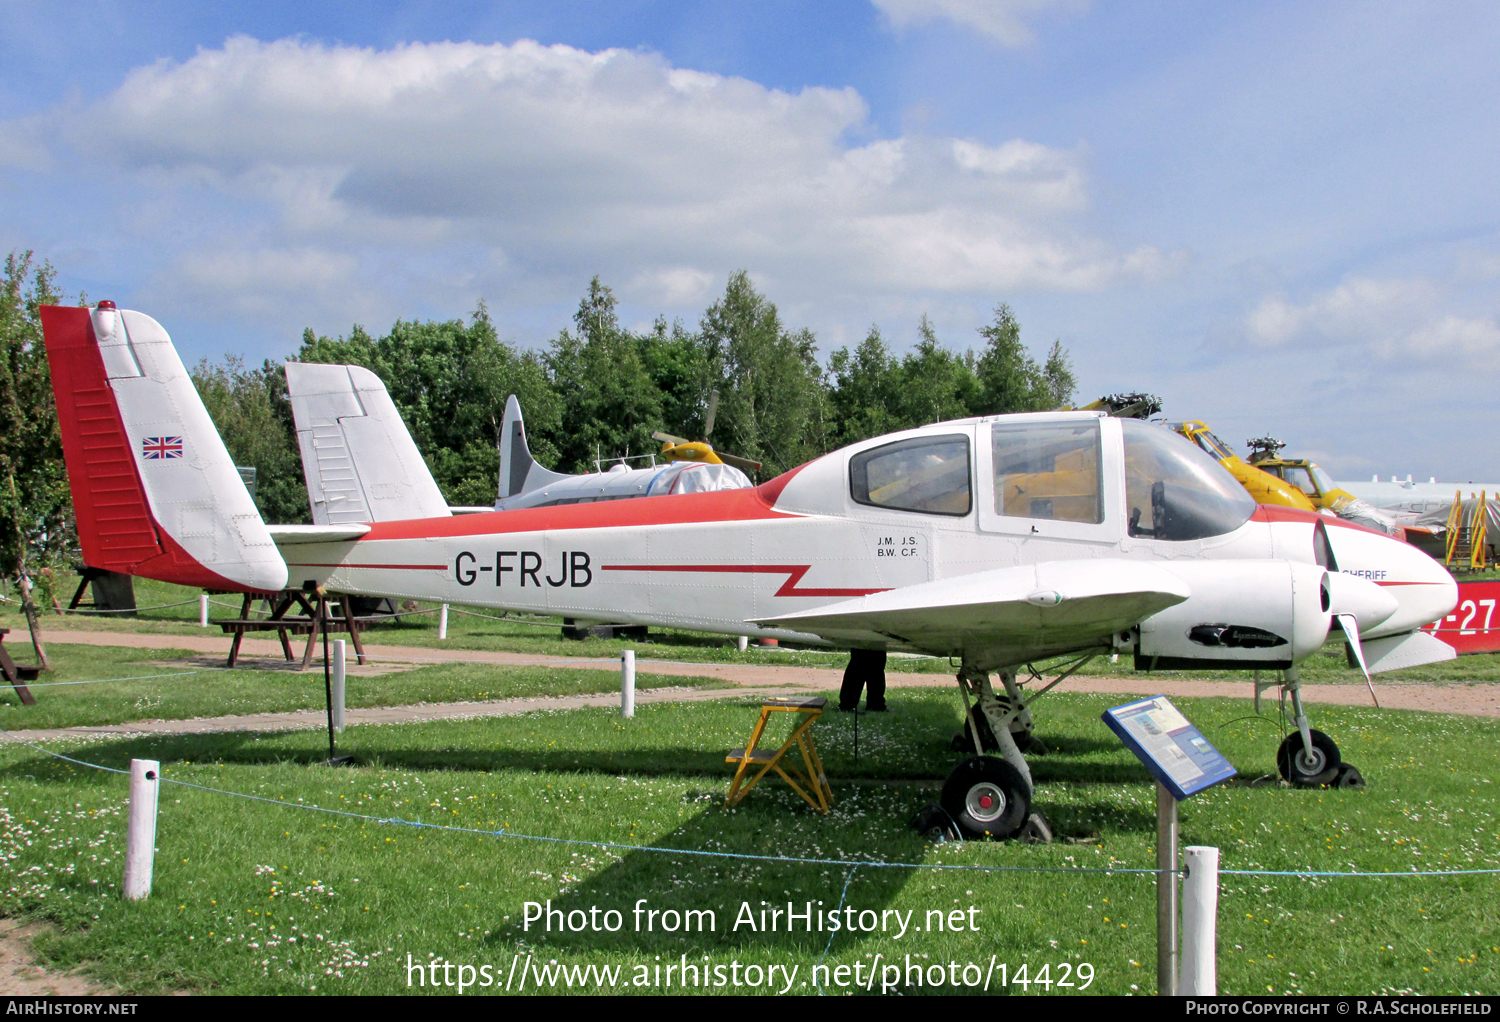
[1344,480,1500,517]
[279,415,1455,668]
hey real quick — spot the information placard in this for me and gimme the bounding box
[1102,695,1236,801]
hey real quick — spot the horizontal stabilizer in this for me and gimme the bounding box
[756,559,1190,647]
[286,363,451,525]
[266,524,371,545]
[1363,630,1457,673]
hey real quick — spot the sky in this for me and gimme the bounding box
[2,0,1498,482]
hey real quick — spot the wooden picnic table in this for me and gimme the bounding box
[213,590,372,670]
[0,629,40,705]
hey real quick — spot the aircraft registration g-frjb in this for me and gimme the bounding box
[41,303,1460,840]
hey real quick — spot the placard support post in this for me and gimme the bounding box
[1157,781,1179,996]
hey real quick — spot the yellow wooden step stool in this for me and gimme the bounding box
[725,697,833,813]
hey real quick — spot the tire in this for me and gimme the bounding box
[1276,729,1341,787]
[961,707,999,752]
[940,756,1031,840]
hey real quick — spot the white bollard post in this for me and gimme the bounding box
[123,759,160,901]
[737,635,749,653]
[199,593,209,627]
[1179,845,1221,995]
[438,603,449,640]
[621,649,635,719]
[331,639,346,732]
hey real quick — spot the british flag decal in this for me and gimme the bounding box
[141,436,184,459]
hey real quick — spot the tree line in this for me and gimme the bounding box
[205,271,1076,523]
[1,256,1076,605]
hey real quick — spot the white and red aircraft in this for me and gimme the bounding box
[41,303,1459,840]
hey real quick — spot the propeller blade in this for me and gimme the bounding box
[1335,612,1380,708]
[717,451,763,473]
[652,430,691,446]
[704,389,720,439]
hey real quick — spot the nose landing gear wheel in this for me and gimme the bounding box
[940,756,1030,840]
[1276,729,1341,787]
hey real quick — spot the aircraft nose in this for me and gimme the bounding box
[1329,528,1458,639]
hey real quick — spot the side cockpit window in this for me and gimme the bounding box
[992,420,1103,524]
[850,434,971,516]
[1122,420,1256,541]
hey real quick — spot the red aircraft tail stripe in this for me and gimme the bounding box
[43,307,162,568]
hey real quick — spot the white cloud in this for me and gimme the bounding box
[1406,315,1500,360]
[626,267,715,306]
[7,35,1168,324]
[872,0,1087,46]
[1247,275,1439,347]
[1246,273,1500,368]
[143,246,366,323]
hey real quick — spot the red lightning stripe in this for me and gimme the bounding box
[599,563,887,598]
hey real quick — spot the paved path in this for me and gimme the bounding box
[0,683,817,744]
[12,629,1499,747]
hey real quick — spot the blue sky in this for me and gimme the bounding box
[3,0,1498,480]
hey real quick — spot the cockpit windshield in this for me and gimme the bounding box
[1197,431,1236,462]
[1122,420,1256,541]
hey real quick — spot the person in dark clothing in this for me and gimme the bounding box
[840,647,888,711]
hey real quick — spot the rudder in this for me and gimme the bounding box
[41,303,287,593]
[497,394,568,507]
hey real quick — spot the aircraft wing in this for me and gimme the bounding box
[756,559,1190,649]
[267,524,372,544]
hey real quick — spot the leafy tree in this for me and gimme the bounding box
[698,270,827,477]
[826,326,904,445]
[294,304,557,506]
[896,315,985,427]
[0,252,72,663]
[544,278,665,474]
[1039,339,1077,409]
[638,314,711,442]
[972,303,1075,413]
[191,356,308,524]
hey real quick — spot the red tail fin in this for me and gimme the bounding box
[42,304,285,592]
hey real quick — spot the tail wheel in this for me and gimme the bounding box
[1276,729,1341,787]
[940,756,1030,840]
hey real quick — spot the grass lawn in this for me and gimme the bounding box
[0,643,726,731]
[0,689,1495,995]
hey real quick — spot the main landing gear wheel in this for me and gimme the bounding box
[940,756,1030,840]
[1276,729,1341,787]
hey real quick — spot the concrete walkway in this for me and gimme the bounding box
[0,683,815,744]
[13,629,1500,749]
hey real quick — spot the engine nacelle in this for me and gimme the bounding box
[1135,560,1335,671]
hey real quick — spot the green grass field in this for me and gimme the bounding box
[0,689,1495,996]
